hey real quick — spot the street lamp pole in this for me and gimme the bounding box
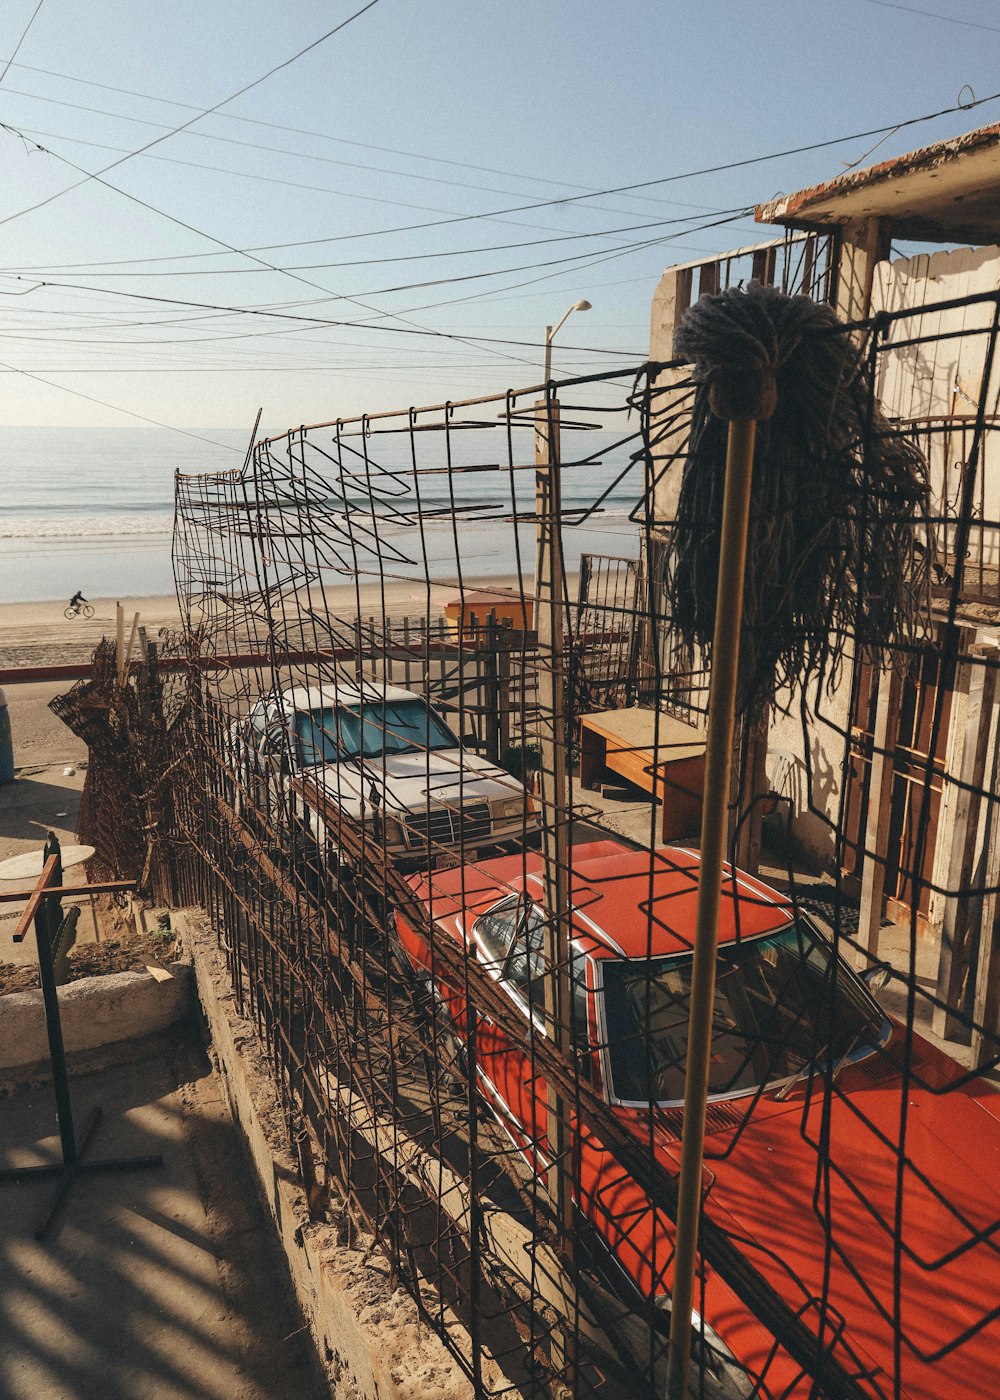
[542,298,592,383]
[533,297,592,1384]
[533,299,593,1293]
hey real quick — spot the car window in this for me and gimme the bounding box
[473,897,521,969]
[504,904,546,1003]
[248,703,269,738]
[340,699,457,759]
[502,906,590,1040]
[600,921,890,1105]
[295,707,341,766]
[293,698,456,766]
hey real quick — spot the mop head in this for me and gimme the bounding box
[665,281,929,719]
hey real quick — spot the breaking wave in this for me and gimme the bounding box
[0,513,175,539]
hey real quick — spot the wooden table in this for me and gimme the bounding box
[579,708,706,843]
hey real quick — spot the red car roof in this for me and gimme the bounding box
[411,840,794,960]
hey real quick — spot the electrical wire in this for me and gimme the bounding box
[11,275,648,354]
[0,356,247,447]
[6,203,753,358]
[0,83,733,226]
[0,0,382,229]
[0,122,544,370]
[0,53,730,210]
[4,86,997,249]
[0,0,45,89]
[0,189,752,279]
[862,0,1000,33]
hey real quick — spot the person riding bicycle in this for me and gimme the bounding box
[69,590,86,610]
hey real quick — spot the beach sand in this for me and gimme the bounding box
[0,595,184,671]
[0,572,533,820]
[0,574,544,675]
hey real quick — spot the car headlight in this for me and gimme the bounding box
[652,1301,755,1398]
[493,796,526,821]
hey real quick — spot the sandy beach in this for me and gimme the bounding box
[0,574,534,896]
[0,572,549,677]
[0,595,184,672]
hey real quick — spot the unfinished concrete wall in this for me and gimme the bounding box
[180,911,483,1400]
[0,962,193,1078]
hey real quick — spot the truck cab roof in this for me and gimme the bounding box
[275,680,421,712]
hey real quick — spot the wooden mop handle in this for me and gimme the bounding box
[666,415,757,1400]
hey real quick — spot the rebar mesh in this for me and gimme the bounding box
[57,290,1000,1400]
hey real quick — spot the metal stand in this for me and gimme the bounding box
[0,838,163,1240]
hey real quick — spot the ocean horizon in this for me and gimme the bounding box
[1,424,643,604]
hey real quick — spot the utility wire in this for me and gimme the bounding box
[0,1,46,88]
[0,0,382,228]
[4,85,996,270]
[0,121,543,369]
[863,0,1000,33]
[0,195,751,278]
[19,276,647,354]
[0,54,717,209]
[0,356,246,448]
[10,205,749,356]
[0,83,721,225]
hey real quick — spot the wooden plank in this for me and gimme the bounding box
[0,880,135,907]
[856,666,903,965]
[579,707,706,762]
[937,658,997,1041]
[10,855,60,943]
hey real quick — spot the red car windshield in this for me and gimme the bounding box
[600,921,890,1105]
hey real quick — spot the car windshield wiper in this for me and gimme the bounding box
[774,1020,879,1102]
[773,1038,830,1101]
[829,1018,884,1086]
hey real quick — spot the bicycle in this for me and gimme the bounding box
[64,601,95,619]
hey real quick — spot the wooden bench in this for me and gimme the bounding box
[579,708,706,843]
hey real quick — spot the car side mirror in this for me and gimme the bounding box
[861,961,892,994]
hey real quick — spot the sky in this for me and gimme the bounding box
[0,0,997,440]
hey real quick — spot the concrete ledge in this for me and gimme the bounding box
[179,910,477,1400]
[0,962,193,1075]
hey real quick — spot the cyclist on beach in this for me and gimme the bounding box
[65,591,93,619]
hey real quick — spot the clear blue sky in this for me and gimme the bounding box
[0,0,995,437]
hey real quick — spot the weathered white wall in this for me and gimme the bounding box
[873,243,1000,580]
[647,241,1000,874]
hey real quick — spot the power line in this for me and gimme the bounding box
[10,202,749,357]
[0,0,383,229]
[0,53,740,212]
[863,0,1000,32]
[0,122,543,371]
[0,356,247,447]
[0,82,722,225]
[4,86,998,246]
[20,275,647,355]
[0,191,752,278]
[0,1,46,88]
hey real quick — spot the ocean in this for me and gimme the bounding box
[1,424,645,604]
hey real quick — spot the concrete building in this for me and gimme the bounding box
[647,122,1000,1062]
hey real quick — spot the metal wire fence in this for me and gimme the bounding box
[56,289,1000,1400]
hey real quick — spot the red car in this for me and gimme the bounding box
[394,839,1000,1399]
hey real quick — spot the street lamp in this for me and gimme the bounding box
[543,299,592,383]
